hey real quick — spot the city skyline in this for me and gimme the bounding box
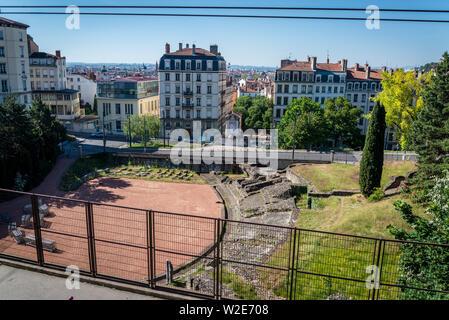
[1,0,448,68]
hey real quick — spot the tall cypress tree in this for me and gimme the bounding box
[359,101,386,197]
[410,52,449,190]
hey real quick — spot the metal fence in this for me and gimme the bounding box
[0,188,447,300]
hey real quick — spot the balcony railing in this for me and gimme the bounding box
[182,103,194,108]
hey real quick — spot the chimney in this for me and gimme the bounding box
[165,43,170,54]
[192,44,196,55]
[55,50,61,58]
[354,63,359,71]
[210,44,218,55]
[307,56,311,63]
[326,57,329,64]
[342,59,348,71]
[179,42,182,51]
[312,57,317,71]
[186,43,189,48]
[382,66,387,72]
[337,60,341,64]
[366,66,371,79]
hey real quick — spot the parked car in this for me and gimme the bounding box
[90,131,104,137]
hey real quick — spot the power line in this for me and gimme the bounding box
[1,11,449,23]
[0,5,449,13]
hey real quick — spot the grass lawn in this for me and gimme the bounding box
[264,194,428,300]
[294,161,416,192]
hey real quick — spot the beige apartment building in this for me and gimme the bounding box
[0,17,31,107]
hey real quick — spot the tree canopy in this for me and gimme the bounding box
[375,69,431,150]
[123,114,161,145]
[277,97,327,150]
[233,95,273,131]
[409,51,449,190]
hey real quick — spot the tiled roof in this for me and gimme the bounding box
[114,77,158,82]
[0,17,29,29]
[166,47,218,57]
[347,67,384,80]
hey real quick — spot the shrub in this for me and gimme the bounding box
[367,188,385,202]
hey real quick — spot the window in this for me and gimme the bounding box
[175,73,180,81]
[186,73,191,82]
[19,32,23,41]
[308,74,313,82]
[276,97,282,105]
[362,83,367,90]
[0,30,3,40]
[1,80,7,92]
[359,118,364,126]
[165,97,170,106]
[186,110,191,119]
[115,103,121,114]
[175,61,180,69]
[50,82,55,90]
[316,75,321,83]
[22,80,27,91]
[165,85,170,93]
[315,97,319,103]
[354,94,358,102]
[285,73,290,81]
[283,97,288,105]
[176,110,180,118]
[347,83,353,90]
[0,47,4,57]
[125,104,133,114]
[321,86,325,93]
[334,87,338,94]
[165,59,170,69]
[165,73,170,81]
[293,73,298,81]
[20,46,24,58]
[316,86,320,93]
[328,75,334,83]
[21,62,25,74]
[301,85,306,94]
[321,97,325,104]
[328,86,332,93]
[196,109,201,118]
[284,85,289,94]
[371,83,377,90]
[207,85,212,94]
[340,87,344,93]
[197,86,201,94]
[186,61,191,70]
[50,69,55,77]
[293,85,298,93]
[176,97,180,106]
[207,60,212,70]
[196,98,201,106]
[196,60,202,69]
[362,94,366,102]
[308,85,313,94]
[196,73,201,81]
[103,103,111,116]
[207,73,212,82]
[0,63,6,74]
[175,86,180,94]
[354,83,359,90]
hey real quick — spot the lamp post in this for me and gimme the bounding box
[291,113,297,161]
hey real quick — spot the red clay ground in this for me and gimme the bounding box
[0,158,223,283]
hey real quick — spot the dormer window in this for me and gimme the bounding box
[164,59,170,69]
[328,75,334,83]
[348,82,353,90]
[186,60,191,70]
[316,75,321,83]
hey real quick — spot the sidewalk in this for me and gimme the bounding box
[0,264,160,300]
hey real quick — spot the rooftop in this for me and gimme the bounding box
[278,60,344,72]
[0,17,29,29]
[166,47,219,57]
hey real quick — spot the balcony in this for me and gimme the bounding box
[183,90,193,96]
[182,103,194,108]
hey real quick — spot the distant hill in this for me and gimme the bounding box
[229,65,276,71]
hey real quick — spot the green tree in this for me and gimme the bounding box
[375,69,431,150]
[277,97,328,150]
[0,96,38,189]
[324,97,363,148]
[387,170,449,299]
[409,52,449,190]
[123,114,161,146]
[93,94,98,114]
[233,95,273,131]
[359,101,386,197]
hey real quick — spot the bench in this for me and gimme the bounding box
[24,234,56,252]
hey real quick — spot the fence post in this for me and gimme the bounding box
[85,202,97,276]
[147,210,156,288]
[372,238,383,300]
[30,194,44,266]
[288,228,298,300]
[213,219,222,300]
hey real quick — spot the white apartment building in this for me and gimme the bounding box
[0,17,31,107]
[67,73,97,106]
[158,43,227,137]
[273,57,347,126]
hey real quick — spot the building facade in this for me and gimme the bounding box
[158,43,227,137]
[0,17,31,107]
[29,50,81,121]
[67,72,97,107]
[97,77,159,135]
[273,57,347,126]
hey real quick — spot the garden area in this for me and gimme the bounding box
[293,161,416,192]
[59,153,205,191]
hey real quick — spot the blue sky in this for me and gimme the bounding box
[2,0,449,67]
